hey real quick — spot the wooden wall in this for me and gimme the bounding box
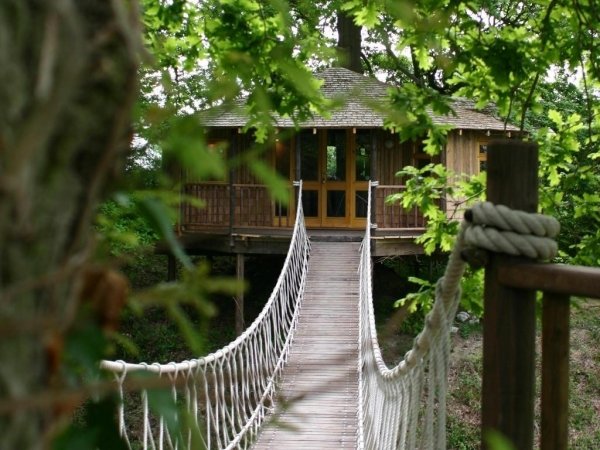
[446,129,481,176]
[376,131,414,185]
[445,129,491,218]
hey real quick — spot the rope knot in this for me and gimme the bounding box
[463,202,560,260]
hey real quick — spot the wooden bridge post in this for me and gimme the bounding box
[481,140,538,449]
[541,292,570,450]
[167,254,177,281]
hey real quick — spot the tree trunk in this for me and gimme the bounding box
[337,11,362,73]
[0,1,140,448]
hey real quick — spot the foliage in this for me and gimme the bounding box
[529,76,600,266]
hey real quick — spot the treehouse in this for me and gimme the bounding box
[177,67,518,257]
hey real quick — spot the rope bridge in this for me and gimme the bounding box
[101,180,560,449]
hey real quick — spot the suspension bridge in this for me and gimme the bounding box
[102,142,600,450]
[102,179,464,450]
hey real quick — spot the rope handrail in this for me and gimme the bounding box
[359,180,468,449]
[358,183,561,449]
[101,181,310,450]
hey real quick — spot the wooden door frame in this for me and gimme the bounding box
[295,128,373,229]
[349,129,371,229]
[320,129,351,228]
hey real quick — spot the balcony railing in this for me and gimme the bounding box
[181,183,425,230]
[375,185,426,229]
[181,183,291,230]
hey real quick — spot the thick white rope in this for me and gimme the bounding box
[464,202,560,260]
[101,182,309,450]
[358,190,559,450]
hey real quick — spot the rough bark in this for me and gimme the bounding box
[0,1,140,448]
[337,11,362,73]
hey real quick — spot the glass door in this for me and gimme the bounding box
[321,129,349,227]
[299,130,321,227]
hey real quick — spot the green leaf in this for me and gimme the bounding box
[53,398,128,450]
[137,197,193,270]
[249,159,290,203]
[548,109,563,127]
[484,430,516,450]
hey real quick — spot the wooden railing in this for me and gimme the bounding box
[375,185,425,229]
[181,183,291,230]
[182,183,427,230]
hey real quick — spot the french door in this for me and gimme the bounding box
[298,129,370,228]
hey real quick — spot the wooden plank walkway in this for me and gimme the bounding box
[253,242,361,449]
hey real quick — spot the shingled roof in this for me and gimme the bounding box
[200,67,518,131]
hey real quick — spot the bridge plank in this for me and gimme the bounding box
[253,242,361,449]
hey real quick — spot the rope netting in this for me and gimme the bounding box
[101,182,309,450]
[357,184,559,449]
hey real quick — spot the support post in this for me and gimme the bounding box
[229,132,237,247]
[481,140,538,450]
[541,292,570,450]
[167,254,177,282]
[235,253,245,336]
[295,133,302,212]
[370,130,378,227]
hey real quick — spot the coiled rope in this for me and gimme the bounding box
[464,202,560,260]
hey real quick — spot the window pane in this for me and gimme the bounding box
[326,130,346,181]
[302,190,319,217]
[355,131,371,181]
[275,141,290,179]
[300,131,318,181]
[327,190,346,217]
[355,191,368,218]
[479,143,488,172]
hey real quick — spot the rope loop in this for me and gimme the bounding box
[470,202,559,237]
[115,360,128,384]
[465,202,560,260]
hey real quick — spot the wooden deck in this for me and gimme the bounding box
[253,242,361,449]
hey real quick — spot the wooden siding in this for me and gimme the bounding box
[446,129,481,176]
[376,132,413,185]
[445,129,488,218]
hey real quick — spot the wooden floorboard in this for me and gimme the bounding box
[253,242,361,450]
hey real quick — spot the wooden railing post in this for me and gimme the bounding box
[481,140,538,449]
[497,263,600,450]
[541,292,570,450]
[370,131,378,227]
[295,133,302,217]
[229,132,237,246]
